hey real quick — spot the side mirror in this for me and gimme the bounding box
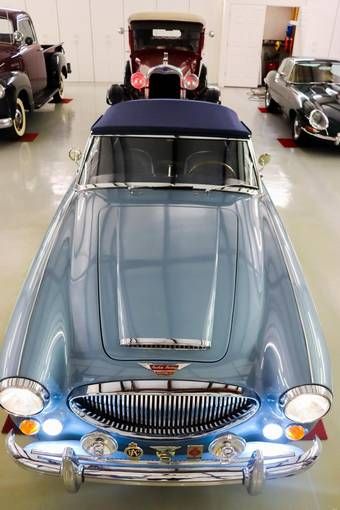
[25,36,34,46]
[69,148,82,165]
[13,31,24,44]
[258,153,271,169]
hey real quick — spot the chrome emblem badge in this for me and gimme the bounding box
[150,446,181,463]
[124,442,143,460]
[139,363,190,376]
[187,445,204,460]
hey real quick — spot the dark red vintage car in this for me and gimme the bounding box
[107,12,220,105]
[0,8,71,138]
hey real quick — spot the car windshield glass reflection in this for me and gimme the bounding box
[131,21,202,52]
[0,17,13,43]
[290,62,340,83]
[83,136,258,190]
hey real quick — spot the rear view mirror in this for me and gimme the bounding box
[258,153,271,169]
[69,148,82,164]
[13,31,24,44]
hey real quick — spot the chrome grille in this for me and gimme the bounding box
[70,381,259,438]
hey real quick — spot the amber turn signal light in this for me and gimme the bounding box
[19,419,40,436]
[285,424,305,441]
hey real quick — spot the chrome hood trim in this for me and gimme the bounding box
[120,337,211,349]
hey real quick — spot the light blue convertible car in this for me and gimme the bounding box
[0,100,332,494]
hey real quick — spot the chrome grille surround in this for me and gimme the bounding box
[69,381,260,438]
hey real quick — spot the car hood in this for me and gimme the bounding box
[1,188,329,397]
[0,43,16,70]
[98,195,237,362]
[295,83,340,121]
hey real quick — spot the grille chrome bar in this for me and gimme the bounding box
[69,381,259,438]
[120,338,211,350]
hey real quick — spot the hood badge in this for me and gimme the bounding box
[138,363,190,376]
[124,442,144,460]
[150,446,181,463]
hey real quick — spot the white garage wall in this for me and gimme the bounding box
[221,0,340,87]
[3,0,340,86]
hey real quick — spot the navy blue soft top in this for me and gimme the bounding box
[91,99,251,138]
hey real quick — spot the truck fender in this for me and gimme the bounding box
[46,51,68,88]
[1,71,34,116]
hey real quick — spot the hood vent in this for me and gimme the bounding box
[120,337,211,350]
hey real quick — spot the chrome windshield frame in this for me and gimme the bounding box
[76,134,261,194]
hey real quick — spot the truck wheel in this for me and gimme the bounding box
[53,76,64,103]
[6,97,26,139]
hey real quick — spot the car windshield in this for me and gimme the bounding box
[131,21,202,53]
[290,62,340,83]
[0,17,13,43]
[81,136,258,190]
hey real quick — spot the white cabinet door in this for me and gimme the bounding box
[25,0,59,44]
[223,4,266,87]
[157,0,189,10]
[90,0,125,82]
[189,0,223,84]
[56,0,94,82]
[1,0,27,9]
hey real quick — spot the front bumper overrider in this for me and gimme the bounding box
[301,127,340,145]
[7,431,321,495]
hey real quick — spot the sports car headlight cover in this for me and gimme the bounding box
[0,378,49,416]
[309,109,329,131]
[281,385,332,424]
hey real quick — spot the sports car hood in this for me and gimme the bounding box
[295,83,340,120]
[98,193,237,362]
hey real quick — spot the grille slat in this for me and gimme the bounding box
[71,386,258,438]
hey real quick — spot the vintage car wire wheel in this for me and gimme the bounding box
[10,97,26,138]
[264,88,278,113]
[53,75,64,103]
[291,114,308,145]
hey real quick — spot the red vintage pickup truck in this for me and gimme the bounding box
[0,8,71,138]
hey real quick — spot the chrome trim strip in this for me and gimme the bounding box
[301,127,340,145]
[120,337,211,349]
[6,432,322,493]
[0,117,13,129]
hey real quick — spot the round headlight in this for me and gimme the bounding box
[0,84,6,99]
[309,109,329,131]
[281,385,332,424]
[0,378,49,416]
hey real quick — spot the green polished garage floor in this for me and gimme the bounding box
[0,84,339,509]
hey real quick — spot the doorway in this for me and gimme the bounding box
[261,6,299,84]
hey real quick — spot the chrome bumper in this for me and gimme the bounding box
[7,432,321,495]
[0,117,13,129]
[301,127,340,145]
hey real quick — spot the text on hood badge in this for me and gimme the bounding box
[138,363,190,376]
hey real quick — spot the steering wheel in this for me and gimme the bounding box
[187,160,236,177]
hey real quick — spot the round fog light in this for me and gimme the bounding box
[42,418,63,436]
[263,423,283,441]
[81,432,118,457]
[19,419,40,436]
[209,433,246,462]
[285,424,305,441]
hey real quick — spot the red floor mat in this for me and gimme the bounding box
[1,415,328,439]
[15,132,39,142]
[61,98,73,104]
[258,107,268,113]
[277,138,298,148]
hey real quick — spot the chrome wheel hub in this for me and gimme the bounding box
[14,108,23,129]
